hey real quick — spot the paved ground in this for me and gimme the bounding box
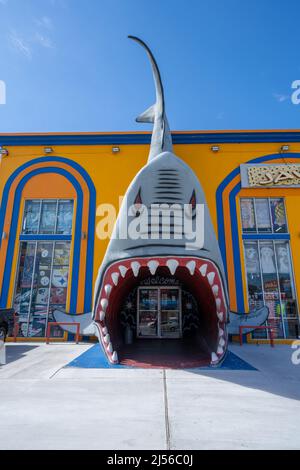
[0,342,299,449]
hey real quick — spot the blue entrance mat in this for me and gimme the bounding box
[66,344,257,371]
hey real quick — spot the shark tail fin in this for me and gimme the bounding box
[136,104,156,123]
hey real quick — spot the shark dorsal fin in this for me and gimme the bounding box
[128,35,173,161]
[136,104,155,123]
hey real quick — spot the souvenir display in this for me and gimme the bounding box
[52,268,69,288]
[54,243,70,265]
[39,201,57,234]
[240,198,256,232]
[13,234,71,337]
[260,244,276,274]
[244,236,298,340]
[50,287,67,305]
[20,248,35,288]
[35,288,49,305]
[270,198,287,233]
[30,304,48,317]
[255,198,271,232]
[275,243,290,274]
[244,243,260,274]
[27,319,46,337]
[22,200,40,234]
[56,200,74,234]
[19,322,29,338]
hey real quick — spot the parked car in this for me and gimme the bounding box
[0,309,15,341]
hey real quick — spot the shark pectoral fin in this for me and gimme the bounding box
[227,305,269,335]
[52,309,96,336]
[136,104,156,123]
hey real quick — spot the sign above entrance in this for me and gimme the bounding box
[240,163,300,188]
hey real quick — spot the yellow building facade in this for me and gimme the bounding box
[1,130,300,344]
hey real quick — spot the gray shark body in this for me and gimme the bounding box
[54,37,269,365]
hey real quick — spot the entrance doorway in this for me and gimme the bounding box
[137,287,182,339]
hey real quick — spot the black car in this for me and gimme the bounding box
[0,309,15,341]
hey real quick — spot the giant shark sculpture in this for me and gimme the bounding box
[54,36,269,366]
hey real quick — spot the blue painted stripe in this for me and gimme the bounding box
[20,234,72,241]
[1,131,300,147]
[216,153,300,313]
[84,182,96,312]
[242,233,290,240]
[229,182,244,311]
[0,156,96,312]
[0,167,83,313]
[215,166,241,281]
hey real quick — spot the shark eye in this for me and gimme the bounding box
[189,190,196,211]
[134,189,143,217]
[134,189,142,207]
[185,190,196,219]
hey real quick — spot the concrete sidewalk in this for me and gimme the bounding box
[0,343,299,449]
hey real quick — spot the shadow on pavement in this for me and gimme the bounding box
[3,345,38,365]
[184,346,300,401]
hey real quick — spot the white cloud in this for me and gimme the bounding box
[9,30,32,59]
[34,32,54,49]
[273,93,289,103]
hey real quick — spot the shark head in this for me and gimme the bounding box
[92,37,229,367]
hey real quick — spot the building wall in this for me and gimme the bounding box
[1,131,300,342]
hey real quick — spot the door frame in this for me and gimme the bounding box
[137,286,182,339]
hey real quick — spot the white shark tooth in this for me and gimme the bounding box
[166,259,179,275]
[104,284,112,297]
[186,260,196,275]
[199,264,208,277]
[207,272,215,285]
[147,260,159,275]
[219,337,226,348]
[218,327,224,337]
[107,342,113,354]
[216,298,221,310]
[211,352,218,363]
[112,351,118,363]
[104,334,110,344]
[217,345,224,355]
[217,311,224,322]
[119,265,128,278]
[102,327,108,335]
[99,310,106,322]
[100,310,106,321]
[100,298,108,312]
[212,285,219,296]
[111,272,120,286]
[131,261,141,277]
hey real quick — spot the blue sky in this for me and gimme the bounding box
[0,0,300,133]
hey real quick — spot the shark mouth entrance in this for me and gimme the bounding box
[94,256,228,367]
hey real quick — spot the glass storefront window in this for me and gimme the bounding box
[244,241,264,312]
[240,198,288,234]
[14,198,74,338]
[22,201,41,234]
[14,241,71,338]
[240,199,256,232]
[243,239,299,339]
[21,199,74,235]
[255,199,272,233]
[56,200,74,234]
[39,201,57,234]
[270,198,288,233]
[137,287,181,338]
